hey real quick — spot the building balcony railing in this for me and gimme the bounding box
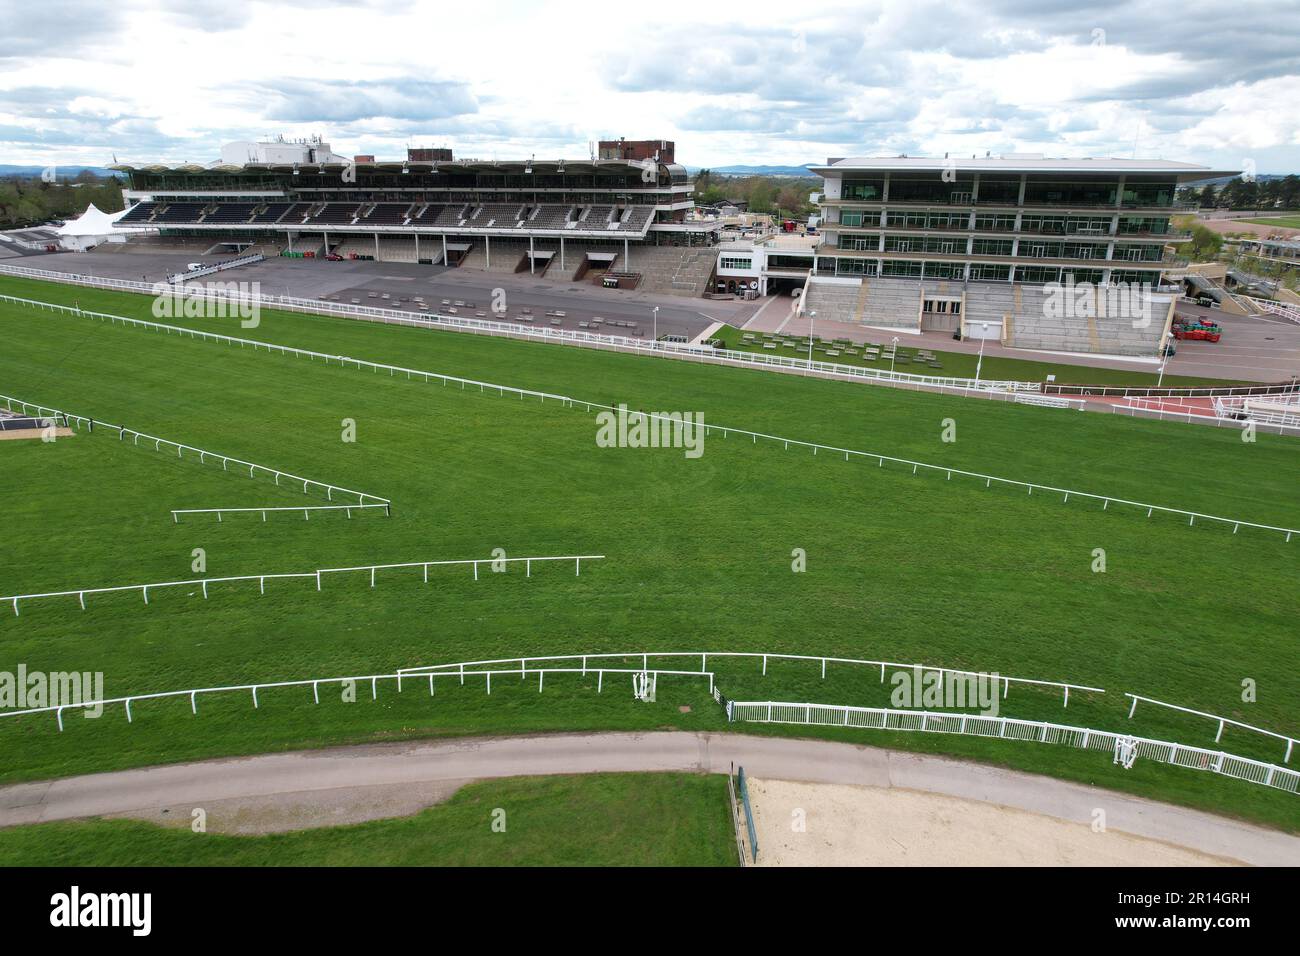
[826,222,1187,242]
[825,198,1180,214]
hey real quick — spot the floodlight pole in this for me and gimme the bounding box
[652,305,659,344]
[975,322,989,386]
[807,310,816,372]
[890,335,899,375]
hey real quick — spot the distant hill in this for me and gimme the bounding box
[686,165,819,178]
[0,165,124,179]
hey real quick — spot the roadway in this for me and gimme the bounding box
[0,732,1295,864]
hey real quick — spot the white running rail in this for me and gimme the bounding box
[728,699,1300,796]
[397,650,1105,705]
[171,503,392,522]
[0,662,708,732]
[1126,693,1298,763]
[6,296,1298,541]
[0,265,1041,394]
[1,554,605,617]
[0,391,390,506]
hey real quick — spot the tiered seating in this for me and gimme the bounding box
[468,204,526,227]
[118,202,157,223]
[526,205,574,229]
[425,204,467,226]
[798,277,927,328]
[800,280,862,324]
[634,247,718,297]
[615,206,655,232]
[363,203,413,225]
[575,205,614,229]
[249,203,294,223]
[152,203,205,224]
[201,203,256,224]
[1003,284,1163,356]
[303,203,361,225]
[272,202,313,224]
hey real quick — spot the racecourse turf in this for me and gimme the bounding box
[0,274,1297,832]
[0,772,736,867]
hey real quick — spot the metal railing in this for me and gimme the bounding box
[397,650,1104,705]
[171,503,392,522]
[1,554,604,618]
[0,658,703,732]
[6,292,1299,541]
[0,391,390,507]
[0,262,1042,395]
[1125,694,1297,763]
[728,699,1300,796]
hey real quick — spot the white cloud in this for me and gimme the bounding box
[0,0,1295,171]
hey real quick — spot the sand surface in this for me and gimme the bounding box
[746,778,1240,867]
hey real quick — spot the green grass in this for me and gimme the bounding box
[711,325,1234,387]
[0,274,1297,833]
[0,772,736,866]
[1237,216,1300,230]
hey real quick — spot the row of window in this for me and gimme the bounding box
[834,210,1171,235]
[827,258,1157,284]
[836,237,1162,261]
[835,176,1176,208]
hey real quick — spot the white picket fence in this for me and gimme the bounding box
[171,503,391,522]
[6,293,1296,542]
[728,700,1300,796]
[398,650,1104,706]
[0,391,390,507]
[1126,694,1297,763]
[1,553,604,617]
[0,262,1041,396]
[0,661,709,732]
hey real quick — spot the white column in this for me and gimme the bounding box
[486,235,490,268]
[374,232,379,259]
[623,238,629,269]
[560,236,565,271]
[442,233,447,265]
[529,236,535,276]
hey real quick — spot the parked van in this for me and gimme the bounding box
[186,262,203,272]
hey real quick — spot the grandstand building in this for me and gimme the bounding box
[760,155,1238,357]
[112,137,717,290]
[811,156,1234,287]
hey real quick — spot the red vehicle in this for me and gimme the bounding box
[325,253,343,261]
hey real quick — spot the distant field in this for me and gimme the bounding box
[1238,216,1300,229]
[0,773,736,866]
[0,274,1297,833]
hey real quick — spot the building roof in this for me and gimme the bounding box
[111,158,677,176]
[810,156,1237,182]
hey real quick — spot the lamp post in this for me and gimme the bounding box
[975,322,989,386]
[652,305,659,343]
[807,310,817,370]
[889,335,899,375]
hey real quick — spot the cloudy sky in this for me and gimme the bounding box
[1,0,1297,171]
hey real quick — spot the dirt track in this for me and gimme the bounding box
[747,778,1237,867]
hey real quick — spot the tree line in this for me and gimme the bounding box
[1184,175,1300,210]
[691,170,817,219]
[0,173,124,229]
